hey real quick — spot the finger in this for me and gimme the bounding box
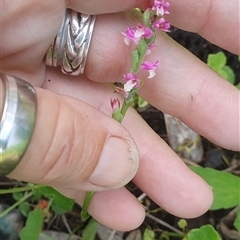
[69,0,148,14]
[44,68,213,220]
[6,82,139,192]
[70,0,240,53]
[165,0,240,54]
[57,187,145,231]
[84,12,240,151]
[0,1,65,85]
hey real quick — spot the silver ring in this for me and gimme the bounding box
[45,9,96,75]
[0,74,37,176]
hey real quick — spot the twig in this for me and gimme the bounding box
[146,213,183,234]
[0,191,33,218]
[107,230,118,240]
[0,181,26,186]
[223,163,240,172]
[137,193,147,202]
[61,214,72,234]
[46,214,58,230]
[181,158,200,167]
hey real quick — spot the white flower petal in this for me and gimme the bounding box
[124,38,130,46]
[148,69,156,79]
[124,80,135,92]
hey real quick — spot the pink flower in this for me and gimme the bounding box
[152,18,170,32]
[152,0,170,16]
[140,60,159,78]
[122,24,152,45]
[110,98,121,110]
[146,42,156,55]
[123,73,140,92]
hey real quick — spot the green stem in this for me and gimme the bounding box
[0,184,45,194]
[46,197,54,212]
[119,101,129,120]
[120,95,136,119]
[81,191,94,220]
[0,191,33,218]
[166,232,185,238]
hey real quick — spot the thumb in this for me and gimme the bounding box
[7,86,139,191]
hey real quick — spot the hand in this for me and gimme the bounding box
[1,0,239,231]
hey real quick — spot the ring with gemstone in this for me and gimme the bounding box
[0,74,37,176]
[45,9,96,76]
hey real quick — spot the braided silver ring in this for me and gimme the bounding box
[45,9,96,75]
[0,74,37,176]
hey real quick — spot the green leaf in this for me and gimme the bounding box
[82,218,98,240]
[38,186,74,212]
[18,202,31,217]
[238,56,240,62]
[51,200,67,215]
[188,225,221,240]
[13,192,24,201]
[234,208,240,231]
[218,69,228,80]
[19,208,43,240]
[235,82,240,90]
[221,65,235,84]
[190,167,240,210]
[143,228,155,240]
[207,51,226,71]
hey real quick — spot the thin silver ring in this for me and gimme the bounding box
[0,74,37,176]
[45,9,96,75]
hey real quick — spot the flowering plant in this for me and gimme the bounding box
[82,0,170,219]
[111,0,170,123]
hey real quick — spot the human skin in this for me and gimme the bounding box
[1,0,239,231]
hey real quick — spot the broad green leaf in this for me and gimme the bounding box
[221,65,235,84]
[236,82,240,90]
[51,200,67,215]
[18,202,31,217]
[218,69,228,81]
[12,192,24,201]
[82,218,98,240]
[38,186,74,212]
[190,167,240,210]
[207,52,226,71]
[19,208,43,240]
[234,208,240,231]
[143,228,155,240]
[188,225,221,240]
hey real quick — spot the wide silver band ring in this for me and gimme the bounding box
[45,9,96,75]
[0,74,37,176]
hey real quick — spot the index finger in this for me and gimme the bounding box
[165,0,239,54]
[71,0,239,54]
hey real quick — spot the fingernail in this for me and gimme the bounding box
[89,136,139,188]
